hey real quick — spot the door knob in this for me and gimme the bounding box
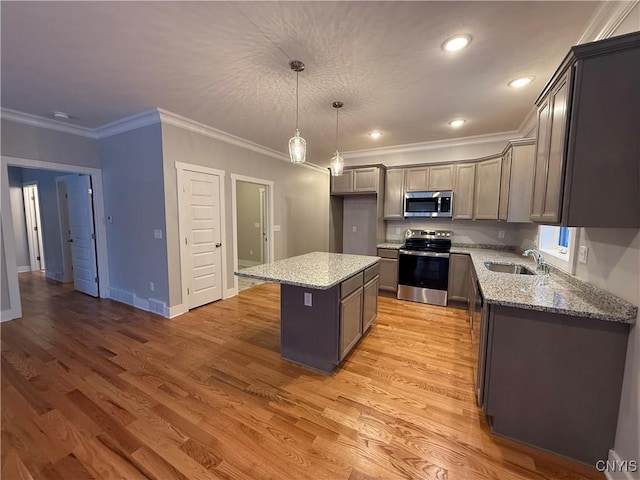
[68,239,73,243]
[215,243,222,248]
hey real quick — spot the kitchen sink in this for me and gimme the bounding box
[484,262,535,275]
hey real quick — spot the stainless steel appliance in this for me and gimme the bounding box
[397,229,451,306]
[404,190,453,218]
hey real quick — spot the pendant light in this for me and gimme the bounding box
[288,60,306,164]
[330,101,344,176]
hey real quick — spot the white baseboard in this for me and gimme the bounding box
[17,266,30,273]
[238,259,261,268]
[603,449,638,480]
[167,304,188,318]
[224,287,238,299]
[1,307,21,322]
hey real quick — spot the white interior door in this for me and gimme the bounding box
[22,184,45,272]
[65,174,99,297]
[259,187,267,264]
[182,169,223,309]
[56,180,74,283]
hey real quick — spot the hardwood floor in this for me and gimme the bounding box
[1,272,604,480]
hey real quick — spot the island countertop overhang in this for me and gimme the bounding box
[234,252,380,290]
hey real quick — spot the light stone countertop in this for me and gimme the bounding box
[451,247,637,324]
[234,252,380,290]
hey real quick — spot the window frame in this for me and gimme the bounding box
[536,225,579,274]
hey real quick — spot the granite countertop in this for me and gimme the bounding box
[234,252,380,290]
[451,247,637,324]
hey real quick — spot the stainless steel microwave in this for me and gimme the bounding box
[404,191,453,218]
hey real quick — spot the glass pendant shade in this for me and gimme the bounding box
[330,151,344,176]
[288,129,306,164]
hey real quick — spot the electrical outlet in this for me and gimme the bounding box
[304,292,312,307]
[149,282,155,292]
[274,225,281,232]
[154,229,163,239]
[352,226,357,233]
[254,222,260,228]
[498,230,505,239]
[578,246,589,264]
[250,250,253,256]
[395,228,402,235]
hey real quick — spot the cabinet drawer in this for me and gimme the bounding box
[377,248,399,259]
[364,263,379,284]
[341,272,364,298]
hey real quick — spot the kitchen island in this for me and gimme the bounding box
[235,252,380,374]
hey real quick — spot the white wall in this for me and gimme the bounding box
[98,124,170,306]
[160,123,330,307]
[8,167,29,269]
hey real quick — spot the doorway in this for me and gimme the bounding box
[231,174,274,292]
[1,157,109,321]
[22,183,46,272]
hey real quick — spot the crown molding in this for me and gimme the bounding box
[518,106,538,138]
[157,108,328,175]
[1,108,96,138]
[342,130,521,160]
[94,108,161,139]
[577,0,639,45]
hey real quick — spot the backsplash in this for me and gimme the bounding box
[384,219,523,246]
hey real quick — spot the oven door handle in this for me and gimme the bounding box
[399,250,450,258]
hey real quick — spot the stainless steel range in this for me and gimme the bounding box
[397,229,452,306]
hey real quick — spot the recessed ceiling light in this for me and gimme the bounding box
[368,131,383,139]
[508,76,535,88]
[442,34,472,52]
[449,119,466,128]
[51,111,71,120]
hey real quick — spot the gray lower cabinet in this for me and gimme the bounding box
[340,287,363,361]
[482,304,630,465]
[447,254,470,305]
[377,248,398,293]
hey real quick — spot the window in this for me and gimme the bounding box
[537,225,578,274]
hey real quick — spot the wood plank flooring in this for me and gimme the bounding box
[1,272,604,479]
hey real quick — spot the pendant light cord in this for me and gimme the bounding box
[335,107,339,152]
[295,72,299,131]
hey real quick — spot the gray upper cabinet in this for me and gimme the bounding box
[331,167,380,195]
[383,169,405,219]
[500,141,536,223]
[428,165,454,190]
[473,157,502,220]
[531,32,640,227]
[453,163,476,220]
[405,167,429,192]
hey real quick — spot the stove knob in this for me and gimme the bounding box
[446,233,451,237]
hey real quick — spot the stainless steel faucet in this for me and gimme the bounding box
[523,249,550,274]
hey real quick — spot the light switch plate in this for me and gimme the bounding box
[154,229,163,239]
[254,222,260,228]
[304,292,312,307]
[274,225,281,232]
[498,230,505,239]
[395,228,402,235]
[578,246,588,264]
[352,226,357,233]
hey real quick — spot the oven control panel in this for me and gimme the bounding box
[405,229,452,239]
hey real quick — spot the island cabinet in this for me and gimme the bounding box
[452,163,476,220]
[331,166,383,195]
[473,156,502,220]
[530,32,640,227]
[482,304,630,465]
[405,164,454,192]
[383,169,405,219]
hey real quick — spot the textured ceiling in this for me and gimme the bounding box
[1,1,601,165]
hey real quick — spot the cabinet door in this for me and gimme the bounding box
[428,165,454,190]
[453,163,476,220]
[340,287,363,360]
[474,157,502,220]
[531,99,552,221]
[507,144,536,222]
[378,256,398,292]
[383,169,405,218]
[405,167,429,192]
[353,168,378,193]
[362,277,379,332]
[498,150,512,221]
[541,73,570,223]
[331,170,353,194]
[447,254,470,304]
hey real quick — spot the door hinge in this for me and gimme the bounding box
[37,256,41,261]
[187,287,190,295]
[65,193,68,199]
[91,233,96,240]
[34,226,38,231]
[185,237,188,245]
[95,276,99,283]
[31,195,35,200]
